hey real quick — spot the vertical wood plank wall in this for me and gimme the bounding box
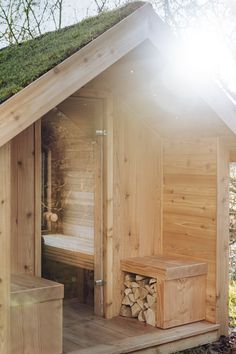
[0,143,11,354]
[216,138,229,334]
[11,125,36,275]
[34,120,42,276]
[163,138,218,323]
[112,99,163,316]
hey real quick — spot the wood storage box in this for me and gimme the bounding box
[10,274,64,354]
[121,255,207,329]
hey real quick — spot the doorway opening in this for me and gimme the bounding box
[41,94,104,319]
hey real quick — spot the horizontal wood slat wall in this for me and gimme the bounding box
[163,138,217,323]
[112,98,163,316]
[11,125,35,275]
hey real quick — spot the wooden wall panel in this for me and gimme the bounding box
[11,126,35,274]
[163,138,217,323]
[0,143,11,354]
[34,120,42,276]
[216,138,229,334]
[112,99,163,316]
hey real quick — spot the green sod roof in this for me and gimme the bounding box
[0,1,146,104]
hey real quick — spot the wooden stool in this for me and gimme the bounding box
[121,255,207,329]
[11,274,64,354]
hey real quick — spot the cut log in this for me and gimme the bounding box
[131,303,142,317]
[147,294,156,308]
[131,281,139,288]
[120,305,132,317]
[137,278,149,287]
[150,302,157,312]
[120,272,157,326]
[138,310,145,322]
[124,288,132,296]
[128,293,135,303]
[145,285,155,295]
[137,298,144,309]
[133,287,140,300]
[139,287,148,300]
[122,295,133,306]
[144,308,156,326]
[150,283,157,292]
[153,292,157,299]
[125,274,135,282]
[124,280,131,288]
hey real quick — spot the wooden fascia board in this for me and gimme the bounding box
[147,10,236,134]
[0,4,151,147]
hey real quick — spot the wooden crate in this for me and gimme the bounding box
[11,274,64,354]
[121,255,207,329]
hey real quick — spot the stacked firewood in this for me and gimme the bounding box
[120,273,157,327]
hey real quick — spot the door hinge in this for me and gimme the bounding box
[96,130,107,136]
[95,279,106,286]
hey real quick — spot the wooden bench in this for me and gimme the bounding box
[121,255,207,329]
[11,274,64,354]
[42,234,94,270]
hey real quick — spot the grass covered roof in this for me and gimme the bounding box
[0,1,146,104]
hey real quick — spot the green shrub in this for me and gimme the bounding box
[229,281,236,327]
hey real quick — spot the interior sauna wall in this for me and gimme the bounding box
[162,138,218,323]
[11,124,39,275]
[42,97,102,241]
[111,97,163,316]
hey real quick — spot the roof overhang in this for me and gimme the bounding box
[0,3,235,147]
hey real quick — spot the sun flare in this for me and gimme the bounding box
[175,27,236,92]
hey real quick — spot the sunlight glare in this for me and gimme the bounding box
[174,28,236,92]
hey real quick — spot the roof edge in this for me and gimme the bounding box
[0,3,152,147]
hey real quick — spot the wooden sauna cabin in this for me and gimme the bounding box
[0,2,236,353]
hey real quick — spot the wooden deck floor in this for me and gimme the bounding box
[64,299,219,354]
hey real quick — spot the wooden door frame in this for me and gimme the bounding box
[216,137,230,335]
[74,88,114,319]
[0,143,11,354]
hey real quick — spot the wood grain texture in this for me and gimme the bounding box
[121,255,207,328]
[121,255,207,280]
[75,89,109,317]
[11,300,63,354]
[63,299,219,354]
[112,99,163,317]
[42,97,101,240]
[0,143,11,354]
[11,274,63,354]
[42,96,104,314]
[132,331,218,354]
[34,120,42,276]
[11,273,64,305]
[43,245,94,270]
[216,138,229,334]
[11,126,35,274]
[163,138,217,323]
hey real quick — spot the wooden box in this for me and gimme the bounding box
[121,255,207,329]
[11,274,64,354]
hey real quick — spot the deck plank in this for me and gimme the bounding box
[63,299,219,354]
